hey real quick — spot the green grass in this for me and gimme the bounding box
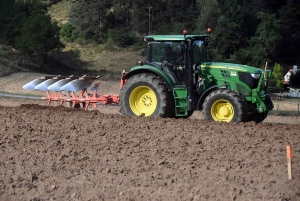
[55,43,144,78]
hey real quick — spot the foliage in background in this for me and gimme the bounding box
[60,23,76,42]
[0,0,14,44]
[210,0,244,62]
[107,29,137,47]
[0,0,64,70]
[68,0,113,44]
[0,0,300,73]
[196,0,281,68]
[269,63,284,92]
[15,15,63,56]
[276,0,300,66]
[247,12,280,68]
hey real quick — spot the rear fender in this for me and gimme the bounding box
[123,67,175,90]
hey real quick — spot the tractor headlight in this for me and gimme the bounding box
[251,73,261,79]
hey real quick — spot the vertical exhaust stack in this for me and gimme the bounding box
[22,75,120,110]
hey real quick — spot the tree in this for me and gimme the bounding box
[270,63,283,91]
[60,23,76,42]
[196,0,244,62]
[0,0,15,44]
[107,28,136,47]
[276,0,300,66]
[158,0,198,33]
[195,0,219,33]
[15,15,64,56]
[3,0,48,47]
[69,0,113,43]
[195,0,286,67]
[247,12,280,68]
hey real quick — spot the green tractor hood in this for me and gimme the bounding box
[200,62,273,113]
[201,62,263,74]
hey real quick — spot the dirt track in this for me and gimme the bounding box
[0,103,299,201]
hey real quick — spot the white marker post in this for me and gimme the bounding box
[287,146,292,180]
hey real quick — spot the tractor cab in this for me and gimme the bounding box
[145,35,209,85]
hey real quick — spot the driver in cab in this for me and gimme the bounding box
[163,45,182,65]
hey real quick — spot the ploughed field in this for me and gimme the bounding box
[0,72,300,200]
[0,103,299,201]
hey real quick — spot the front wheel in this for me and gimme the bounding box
[120,73,174,117]
[202,89,247,122]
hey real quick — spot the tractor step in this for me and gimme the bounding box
[173,87,188,116]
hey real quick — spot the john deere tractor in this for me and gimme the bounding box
[120,31,274,123]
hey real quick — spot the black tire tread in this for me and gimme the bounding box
[202,89,247,122]
[120,73,174,117]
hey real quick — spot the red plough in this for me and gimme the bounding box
[23,73,126,111]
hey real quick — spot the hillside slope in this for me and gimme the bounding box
[0,46,32,77]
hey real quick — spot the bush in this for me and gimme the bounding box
[15,15,64,56]
[269,63,283,92]
[60,23,76,42]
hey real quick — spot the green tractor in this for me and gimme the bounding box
[120,31,274,123]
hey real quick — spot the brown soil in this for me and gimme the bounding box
[0,103,299,201]
[0,72,300,200]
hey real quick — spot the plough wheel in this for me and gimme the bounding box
[120,73,174,117]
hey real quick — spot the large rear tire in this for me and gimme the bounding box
[202,89,247,122]
[120,73,174,117]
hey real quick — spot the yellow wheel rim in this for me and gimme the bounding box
[211,99,234,122]
[129,86,157,116]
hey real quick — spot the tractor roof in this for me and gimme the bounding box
[144,34,209,42]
